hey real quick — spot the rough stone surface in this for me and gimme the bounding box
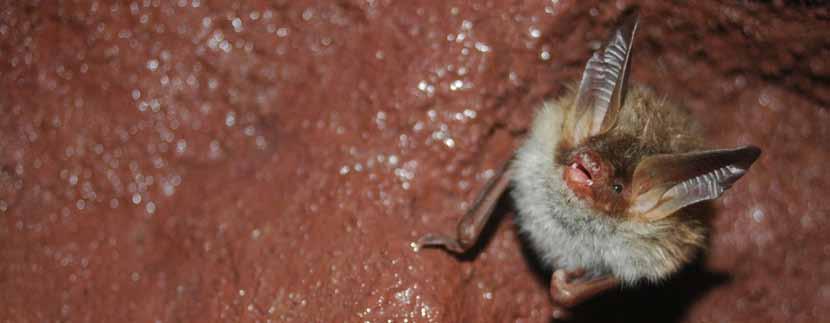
[1,1,828,322]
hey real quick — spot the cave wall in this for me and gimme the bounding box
[1,1,829,322]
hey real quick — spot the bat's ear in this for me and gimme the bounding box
[628,146,761,221]
[564,11,639,145]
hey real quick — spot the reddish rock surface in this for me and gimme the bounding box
[1,1,829,322]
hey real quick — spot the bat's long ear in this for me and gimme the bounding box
[564,12,639,145]
[628,146,762,221]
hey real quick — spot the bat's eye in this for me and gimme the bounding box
[612,184,623,193]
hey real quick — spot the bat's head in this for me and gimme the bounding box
[557,13,761,221]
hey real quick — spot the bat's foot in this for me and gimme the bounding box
[414,233,465,254]
[549,268,619,320]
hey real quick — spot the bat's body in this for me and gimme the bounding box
[512,85,706,284]
[416,11,760,319]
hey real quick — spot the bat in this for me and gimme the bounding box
[415,11,761,319]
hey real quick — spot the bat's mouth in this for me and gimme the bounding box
[567,160,594,186]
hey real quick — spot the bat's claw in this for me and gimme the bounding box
[414,233,465,254]
[551,307,572,321]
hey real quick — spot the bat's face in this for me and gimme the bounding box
[559,140,630,215]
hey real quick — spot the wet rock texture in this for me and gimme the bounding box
[1,1,829,322]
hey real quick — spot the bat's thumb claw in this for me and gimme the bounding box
[410,241,423,253]
[413,233,465,254]
[551,307,572,320]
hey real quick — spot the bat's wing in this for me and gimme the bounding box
[416,163,512,253]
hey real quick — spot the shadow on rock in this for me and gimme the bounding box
[562,260,730,323]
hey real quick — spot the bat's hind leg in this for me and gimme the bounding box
[549,268,619,319]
